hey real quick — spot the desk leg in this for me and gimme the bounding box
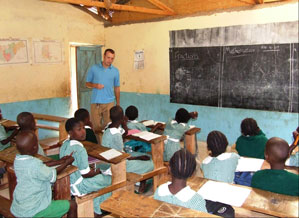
[59,121,68,142]
[185,134,196,155]
[54,176,71,200]
[151,140,165,191]
[111,160,127,191]
[6,164,16,200]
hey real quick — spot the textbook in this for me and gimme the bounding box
[100,149,122,160]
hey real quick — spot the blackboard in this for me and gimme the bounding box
[170,43,299,113]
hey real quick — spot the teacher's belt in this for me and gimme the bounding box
[70,176,86,197]
[164,136,179,144]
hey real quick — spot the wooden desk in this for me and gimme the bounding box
[125,134,168,191]
[0,145,77,200]
[142,121,201,155]
[101,190,219,217]
[187,176,298,218]
[79,141,130,217]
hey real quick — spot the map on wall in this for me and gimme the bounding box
[0,39,29,65]
[33,40,63,63]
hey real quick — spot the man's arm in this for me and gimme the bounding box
[86,82,104,90]
[114,86,120,105]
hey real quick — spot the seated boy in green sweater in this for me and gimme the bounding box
[251,137,299,196]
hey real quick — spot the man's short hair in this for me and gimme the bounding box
[104,48,115,55]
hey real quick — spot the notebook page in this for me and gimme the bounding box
[142,120,155,126]
[236,157,264,172]
[139,132,161,141]
[100,149,122,160]
[197,180,251,207]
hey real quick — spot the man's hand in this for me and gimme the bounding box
[95,84,104,90]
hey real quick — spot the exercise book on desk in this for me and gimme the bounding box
[142,120,165,126]
[236,157,264,172]
[100,149,122,160]
[197,180,251,207]
[132,131,161,141]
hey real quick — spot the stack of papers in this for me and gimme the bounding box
[100,149,122,160]
[197,180,251,207]
[189,125,195,129]
[132,131,161,141]
[236,157,264,172]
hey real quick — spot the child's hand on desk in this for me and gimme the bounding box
[64,156,74,165]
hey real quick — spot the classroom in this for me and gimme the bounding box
[0,0,298,217]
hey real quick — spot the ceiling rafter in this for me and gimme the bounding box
[44,0,175,15]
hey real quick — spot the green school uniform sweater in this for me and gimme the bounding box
[236,130,268,159]
[251,169,299,196]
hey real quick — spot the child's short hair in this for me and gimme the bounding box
[65,117,81,132]
[207,131,228,157]
[17,112,34,128]
[241,118,260,136]
[175,108,191,123]
[74,108,89,122]
[169,149,196,179]
[110,106,123,122]
[265,137,289,164]
[125,105,138,120]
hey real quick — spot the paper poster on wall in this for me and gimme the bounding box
[134,50,144,70]
[0,39,29,65]
[33,40,63,63]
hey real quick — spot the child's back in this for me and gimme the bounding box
[163,108,197,161]
[201,131,240,183]
[236,118,267,159]
[251,137,299,196]
[154,149,207,212]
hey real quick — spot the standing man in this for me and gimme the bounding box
[86,48,120,138]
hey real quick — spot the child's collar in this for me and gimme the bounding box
[109,127,125,135]
[128,120,138,123]
[158,182,196,202]
[15,154,34,160]
[70,139,84,147]
[84,125,91,129]
[202,152,232,164]
[171,120,186,126]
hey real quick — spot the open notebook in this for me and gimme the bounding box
[197,180,251,207]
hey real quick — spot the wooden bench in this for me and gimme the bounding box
[101,190,219,217]
[0,195,14,217]
[32,113,68,155]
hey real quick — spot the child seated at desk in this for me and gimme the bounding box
[235,118,268,159]
[74,108,98,144]
[10,131,77,218]
[251,137,299,196]
[102,106,154,193]
[0,108,19,151]
[163,108,197,161]
[154,149,207,212]
[17,112,45,156]
[286,127,299,167]
[60,118,112,217]
[124,105,162,153]
[201,131,240,183]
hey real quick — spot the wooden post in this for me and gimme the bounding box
[151,137,165,191]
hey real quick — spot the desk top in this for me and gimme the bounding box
[187,176,298,218]
[126,134,167,144]
[0,145,77,179]
[82,141,130,164]
[101,190,218,217]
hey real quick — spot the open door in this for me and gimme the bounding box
[76,46,102,111]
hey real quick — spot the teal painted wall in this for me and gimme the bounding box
[0,97,71,139]
[120,92,298,145]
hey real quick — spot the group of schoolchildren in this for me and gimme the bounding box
[0,105,298,218]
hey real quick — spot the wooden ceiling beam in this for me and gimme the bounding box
[146,0,175,14]
[44,0,174,15]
